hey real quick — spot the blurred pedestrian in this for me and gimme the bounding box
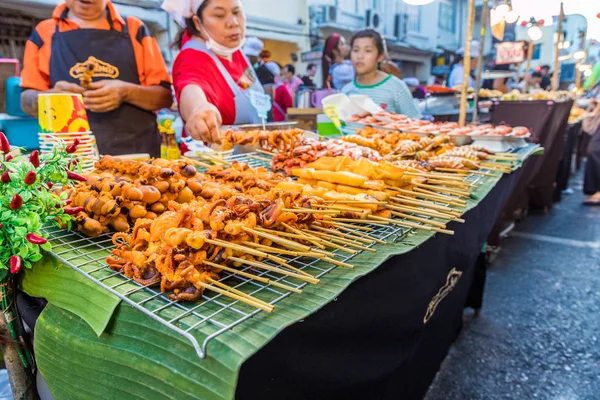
[516,72,543,93]
[403,77,426,99]
[321,33,354,90]
[281,64,303,96]
[583,98,600,205]
[264,61,293,122]
[539,65,551,90]
[448,40,479,89]
[243,36,274,85]
[301,63,317,87]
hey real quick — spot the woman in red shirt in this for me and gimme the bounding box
[163,0,265,145]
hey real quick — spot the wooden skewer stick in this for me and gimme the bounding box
[314,223,388,244]
[205,277,274,309]
[228,256,320,285]
[413,183,471,198]
[245,154,275,165]
[206,153,231,165]
[405,169,465,181]
[256,149,276,156]
[182,156,213,169]
[333,218,389,225]
[384,203,465,223]
[390,196,462,215]
[480,160,512,167]
[280,222,326,250]
[282,208,340,215]
[389,211,447,229]
[426,179,473,188]
[310,225,377,245]
[486,155,519,162]
[242,240,334,259]
[368,215,433,231]
[194,280,273,312]
[411,188,468,206]
[495,152,520,158]
[242,226,312,252]
[302,230,376,252]
[322,220,374,231]
[254,227,357,254]
[314,204,373,213]
[388,187,466,207]
[203,261,302,294]
[435,167,499,177]
[205,238,296,272]
[197,154,226,166]
[321,256,355,269]
[322,200,387,205]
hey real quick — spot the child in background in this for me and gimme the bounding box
[264,62,293,122]
[342,29,421,119]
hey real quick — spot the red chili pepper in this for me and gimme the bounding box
[1,171,10,183]
[24,171,37,185]
[0,223,3,229]
[47,182,53,189]
[0,132,10,154]
[64,199,72,205]
[63,206,83,215]
[66,143,79,154]
[73,138,80,146]
[10,194,22,210]
[29,150,40,168]
[5,154,13,162]
[26,233,48,245]
[9,255,22,274]
[67,171,86,182]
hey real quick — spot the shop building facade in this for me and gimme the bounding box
[308,0,471,83]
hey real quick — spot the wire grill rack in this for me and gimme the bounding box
[43,151,491,359]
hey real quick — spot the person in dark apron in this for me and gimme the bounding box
[20,0,173,157]
[166,0,265,146]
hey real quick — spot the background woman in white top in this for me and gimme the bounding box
[342,29,421,119]
[448,40,480,89]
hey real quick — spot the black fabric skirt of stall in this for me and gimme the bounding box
[236,171,522,400]
[584,130,600,194]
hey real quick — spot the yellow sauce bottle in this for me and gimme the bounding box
[160,120,180,160]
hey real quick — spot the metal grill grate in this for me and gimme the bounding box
[44,151,493,359]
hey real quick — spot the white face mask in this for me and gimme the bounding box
[202,28,245,58]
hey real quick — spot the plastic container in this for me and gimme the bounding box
[5,76,28,117]
[0,115,39,150]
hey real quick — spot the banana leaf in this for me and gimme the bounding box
[29,158,517,399]
[22,254,119,336]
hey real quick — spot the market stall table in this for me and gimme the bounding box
[554,121,582,202]
[18,149,533,400]
[488,100,572,245]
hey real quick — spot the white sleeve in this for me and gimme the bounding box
[393,79,422,119]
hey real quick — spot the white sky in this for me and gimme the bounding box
[511,0,600,40]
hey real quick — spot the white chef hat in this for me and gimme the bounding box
[265,62,281,77]
[457,40,481,58]
[162,0,206,28]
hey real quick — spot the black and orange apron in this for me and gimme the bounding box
[49,7,161,157]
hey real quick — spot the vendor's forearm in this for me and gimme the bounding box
[123,83,173,111]
[180,85,212,120]
[20,89,39,117]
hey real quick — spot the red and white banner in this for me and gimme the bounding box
[495,42,525,65]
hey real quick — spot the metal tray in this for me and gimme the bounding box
[44,152,489,360]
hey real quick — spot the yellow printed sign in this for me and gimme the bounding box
[423,268,463,324]
[69,56,119,80]
[323,104,342,131]
[38,93,90,133]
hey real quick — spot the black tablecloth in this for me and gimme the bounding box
[236,170,522,400]
[554,122,582,201]
[490,100,572,212]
